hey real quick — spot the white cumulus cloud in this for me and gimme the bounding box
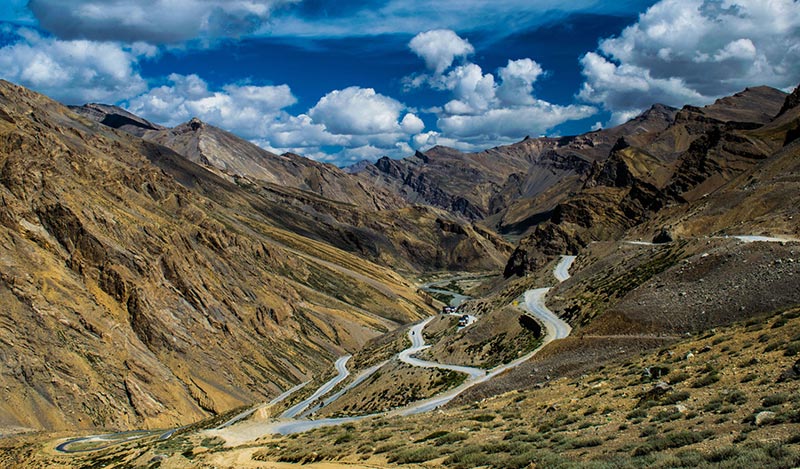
[125,73,296,137]
[407,31,597,148]
[579,0,800,124]
[309,86,406,136]
[126,76,424,163]
[0,28,149,104]
[408,29,474,75]
[438,102,596,141]
[497,58,544,106]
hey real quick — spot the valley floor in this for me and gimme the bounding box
[3,240,800,468]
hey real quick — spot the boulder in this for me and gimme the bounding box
[778,359,800,382]
[653,227,674,244]
[755,411,776,426]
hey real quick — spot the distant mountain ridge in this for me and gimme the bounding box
[348,102,678,234]
[506,85,797,275]
[71,103,511,273]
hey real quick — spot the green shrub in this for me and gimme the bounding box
[633,430,714,456]
[785,342,800,357]
[371,432,392,442]
[703,399,722,412]
[569,437,603,449]
[471,414,497,422]
[692,373,720,388]
[415,430,449,443]
[436,432,469,445]
[652,408,683,422]
[374,442,402,454]
[445,445,491,468]
[763,393,789,407]
[640,425,658,437]
[388,446,438,464]
[499,450,540,469]
[741,373,758,383]
[662,391,691,405]
[726,390,748,405]
[772,317,788,329]
[627,408,648,420]
[740,357,760,367]
[765,342,782,352]
[712,336,729,345]
[706,445,740,462]
[334,433,354,445]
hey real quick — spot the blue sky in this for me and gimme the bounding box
[0,1,798,166]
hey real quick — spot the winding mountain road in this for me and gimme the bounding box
[280,355,351,419]
[553,255,577,283]
[523,288,571,340]
[299,360,388,418]
[394,255,575,416]
[215,380,310,430]
[208,255,577,438]
[397,318,486,379]
[59,255,578,448]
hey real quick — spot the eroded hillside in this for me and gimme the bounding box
[0,80,438,432]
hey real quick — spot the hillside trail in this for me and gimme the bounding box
[206,255,576,444]
[57,255,578,450]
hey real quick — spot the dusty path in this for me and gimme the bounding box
[62,257,578,450]
[215,381,311,430]
[281,356,352,419]
[397,317,486,379]
[210,256,577,441]
[299,361,388,418]
[553,255,576,283]
[523,288,571,340]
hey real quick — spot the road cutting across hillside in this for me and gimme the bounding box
[59,255,578,449]
[280,355,352,419]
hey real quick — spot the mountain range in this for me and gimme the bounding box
[1,77,798,445]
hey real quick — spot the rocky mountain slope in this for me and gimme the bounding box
[1,76,798,454]
[349,103,677,231]
[75,104,511,273]
[504,86,797,276]
[0,79,448,433]
[145,118,405,211]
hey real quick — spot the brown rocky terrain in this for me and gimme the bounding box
[2,80,799,469]
[75,103,512,273]
[349,103,676,232]
[504,85,796,275]
[9,305,800,467]
[0,79,444,433]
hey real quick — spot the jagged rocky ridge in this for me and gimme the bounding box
[350,103,678,232]
[505,85,799,275]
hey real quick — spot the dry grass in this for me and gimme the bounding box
[207,306,800,468]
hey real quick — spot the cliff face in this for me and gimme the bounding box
[504,85,797,276]
[0,80,441,433]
